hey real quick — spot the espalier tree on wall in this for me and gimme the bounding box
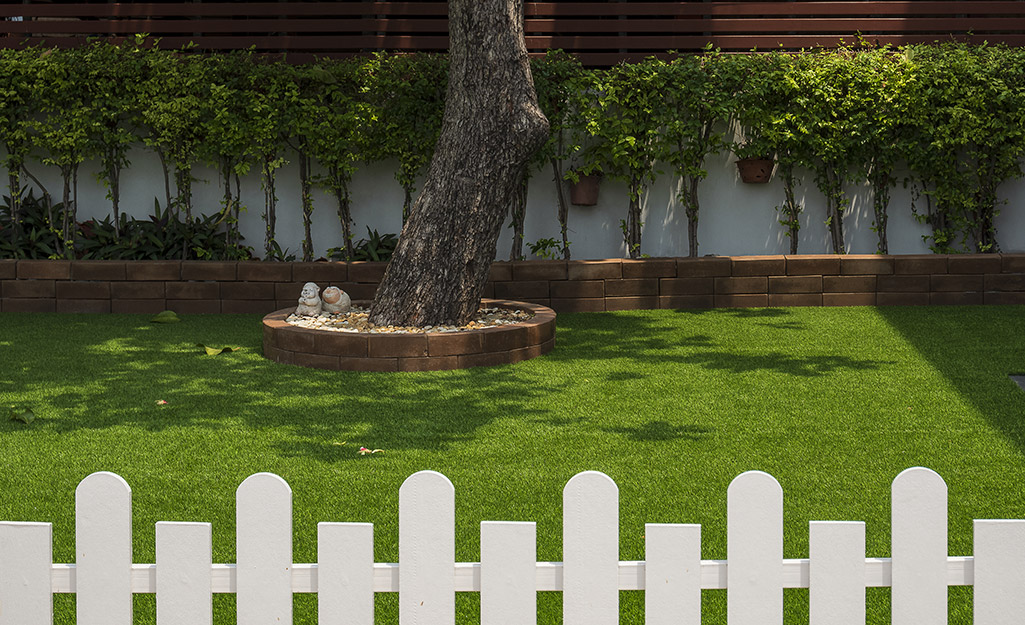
[4,41,1025,261]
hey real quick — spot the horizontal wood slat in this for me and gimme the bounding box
[2,1,1024,65]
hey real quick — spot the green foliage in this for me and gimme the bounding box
[138,46,209,222]
[581,58,667,258]
[362,53,448,223]
[31,46,98,258]
[246,59,298,259]
[4,43,1025,262]
[304,59,374,261]
[0,192,252,260]
[527,237,567,260]
[328,228,399,262]
[523,51,588,260]
[0,47,40,253]
[0,190,61,259]
[658,49,744,257]
[904,43,1025,253]
[150,310,180,324]
[733,47,912,255]
[8,406,35,425]
[79,37,151,234]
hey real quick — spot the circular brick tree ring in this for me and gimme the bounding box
[262,299,556,372]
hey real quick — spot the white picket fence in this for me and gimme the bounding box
[1,467,1024,624]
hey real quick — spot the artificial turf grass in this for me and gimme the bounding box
[2,306,1025,624]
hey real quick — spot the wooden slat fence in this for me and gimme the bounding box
[0,1,1024,65]
[2,467,1025,623]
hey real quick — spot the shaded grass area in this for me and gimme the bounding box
[2,306,1025,624]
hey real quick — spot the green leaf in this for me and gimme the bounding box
[8,406,35,425]
[196,343,241,356]
[151,310,180,324]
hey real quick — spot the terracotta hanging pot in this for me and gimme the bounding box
[736,158,775,184]
[569,174,601,206]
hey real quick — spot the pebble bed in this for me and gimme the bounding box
[286,305,534,334]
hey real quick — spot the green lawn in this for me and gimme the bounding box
[2,306,1025,624]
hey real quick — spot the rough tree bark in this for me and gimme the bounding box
[369,0,549,327]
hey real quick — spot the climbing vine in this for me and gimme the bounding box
[4,42,1025,261]
[904,43,1025,253]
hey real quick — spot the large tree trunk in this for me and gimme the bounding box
[369,0,549,327]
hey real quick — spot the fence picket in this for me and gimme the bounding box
[481,521,536,625]
[727,471,782,625]
[8,467,1025,623]
[236,473,293,625]
[644,523,700,625]
[0,522,52,625]
[809,521,865,625]
[564,471,618,625]
[155,522,212,625]
[76,471,132,625]
[891,467,947,625]
[399,471,455,625]
[318,522,374,625]
[973,519,1025,624]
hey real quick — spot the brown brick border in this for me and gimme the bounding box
[262,299,556,372]
[5,255,1025,314]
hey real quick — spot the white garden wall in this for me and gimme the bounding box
[12,146,1025,260]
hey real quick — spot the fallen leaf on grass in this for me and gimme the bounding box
[358,447,383,455]
[151,310,180,324]
[196,343,241,356]
[8,406,35,424]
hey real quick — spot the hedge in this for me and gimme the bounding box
[1,39,1023,262]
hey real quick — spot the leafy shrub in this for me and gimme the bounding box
[0,193,252,260]
[328,228,398,262]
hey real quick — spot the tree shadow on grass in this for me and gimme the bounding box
[675,351,888,377]
[549,308,885,377]
[0,314,563,461]
[603,420,712,442]
[0,307,887,463]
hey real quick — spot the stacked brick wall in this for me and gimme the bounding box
[2,255,1025,314]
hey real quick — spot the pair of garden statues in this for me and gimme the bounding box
[296,282,351,316]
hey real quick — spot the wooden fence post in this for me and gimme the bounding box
[0,521,52,625]
[974,519,1025,624]
[481,521,536,625]
[76,471,132,625]
[237,472,293,625]
[644,523,701,625]
[809,520,865,625]
[156,521,212,625]
[318,522,374,625]
[727,470,783,625]
[399,470,455,625]
[891,467,947,625]
[563,470,619,625]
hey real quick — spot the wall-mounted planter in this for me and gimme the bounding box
[736,158,775,184]
[569,174,601,206]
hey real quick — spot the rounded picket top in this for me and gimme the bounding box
[236,472,292,499]
[564,470,618,497]
[564,471,619,625]
[891,467,947,624]
[727,470,782,500]
[76,471,132,502]
[399,470,455,498]
[892,466,946,496]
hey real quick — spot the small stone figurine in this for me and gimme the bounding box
[295,282,323,316]
[321,286,351,314]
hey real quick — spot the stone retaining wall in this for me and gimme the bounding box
[2,255,1025,314]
